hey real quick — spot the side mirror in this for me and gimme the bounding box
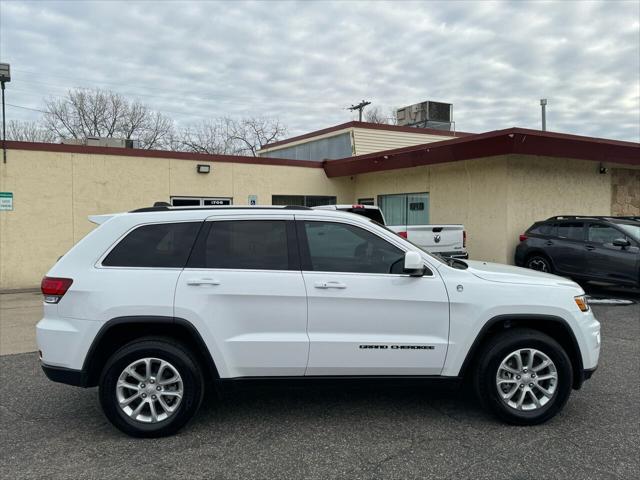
[612,238,630,248]
[404,251,424,276]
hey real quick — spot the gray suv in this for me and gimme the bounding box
[515,216,640,288]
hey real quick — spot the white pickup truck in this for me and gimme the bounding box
[314,205,468,259]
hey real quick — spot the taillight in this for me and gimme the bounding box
[397,231,408,239]
[41,277,73,304]
[351,204,365,209]
[463,230,467,248]
[519,234,528,242]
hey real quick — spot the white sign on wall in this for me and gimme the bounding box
[0,192,13,211]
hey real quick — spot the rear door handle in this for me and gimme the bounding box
[545,241,554,246]
[186,278,221,286]
[585,245,596,251]
[314,281,347,289]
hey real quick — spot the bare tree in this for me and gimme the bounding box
[42,88,174,149]
[364,106,398,125]
[7,120,58,143]
[179,118,237,155]
[179,117,287,156]
[228,117,287,156]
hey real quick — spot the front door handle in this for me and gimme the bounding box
[314,281,347,289]
[585,245,596,251]
[186,278,221,286]
[545,241,554,246]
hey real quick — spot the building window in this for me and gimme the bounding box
[377,193,429,227]
[170,196,232,206]
[272,195,337,207]
[260,132,352,161]
[357,198,375,206]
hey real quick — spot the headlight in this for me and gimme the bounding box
[574,295,589,312]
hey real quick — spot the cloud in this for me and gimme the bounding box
[1,0,638,141]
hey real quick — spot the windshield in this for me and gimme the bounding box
[618,223,640,241]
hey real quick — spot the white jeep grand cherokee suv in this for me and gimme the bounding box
[37,205,600,437]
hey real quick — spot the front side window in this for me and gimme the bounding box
[103,222,201,268]
[189,220,291,270]
[556,222,584,241]
[302,221,405,274]
[588,224,625,245]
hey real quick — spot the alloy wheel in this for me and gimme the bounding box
[116,357,184,423]
[495,348,558,411]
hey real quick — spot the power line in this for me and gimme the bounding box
[6,103,48,114]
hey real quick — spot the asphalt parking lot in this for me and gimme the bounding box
[1,301,638,480]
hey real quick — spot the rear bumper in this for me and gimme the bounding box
[41,363,88,387]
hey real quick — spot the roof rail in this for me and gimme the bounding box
[546,215,640,221]
[129,205,312,213]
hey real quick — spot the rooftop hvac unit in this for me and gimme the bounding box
[396,101,453,130]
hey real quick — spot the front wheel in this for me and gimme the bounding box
[473,329,573,425]
[525,255,553,273]
[99,337,204,437]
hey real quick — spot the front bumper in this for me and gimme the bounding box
[575,366,597,390]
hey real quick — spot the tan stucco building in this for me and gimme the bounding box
[1,123,638,290]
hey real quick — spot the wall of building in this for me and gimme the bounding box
[0,149,351,289]
[351,128,456,156]
[0,147,626,290]
[352,156,510,263]
[504,155,613,263]
[611,168,640,216]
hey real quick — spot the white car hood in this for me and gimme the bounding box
[464,260,578,287]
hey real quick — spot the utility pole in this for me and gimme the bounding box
[0,63,10,163]
[540,98,547,131]
[348,100,371,122]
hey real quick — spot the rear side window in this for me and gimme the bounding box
[528,223,556,236]
[189,220,292,270]
[556,222,584,241]
[103,222,201,268]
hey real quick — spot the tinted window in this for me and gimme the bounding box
[588,224,625,244]
[191,220,290,270]
[302,221,405,274]
[103,222,200,268]
[529,223,556,236]
[556,222,584,241]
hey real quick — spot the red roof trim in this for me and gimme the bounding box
[5,141,324,168]
[261,121,474,150]
[323,128,640,178]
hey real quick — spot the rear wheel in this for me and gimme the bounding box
[99,337,204,437]
[525,254,553,273]
[473,329,573,425]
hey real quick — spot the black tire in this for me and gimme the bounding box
[473,328,573,425]
[525,254,553,273]
[99,337,204,438]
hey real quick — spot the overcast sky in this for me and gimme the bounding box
[1,0,639,141]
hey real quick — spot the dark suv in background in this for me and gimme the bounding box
[515,216,640,288]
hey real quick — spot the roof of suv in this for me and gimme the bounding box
[543,215,639,226]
